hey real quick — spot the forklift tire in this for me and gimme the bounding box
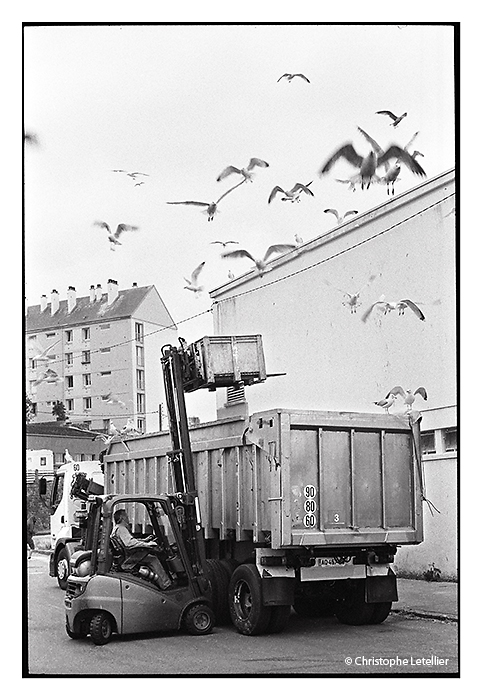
[229,564,271,636]
[369,602,392,624]
[265,605,291,634]
[90,612,113,645]
[183,604,214,636]
[56,549,69,590]
[206,559,231,625]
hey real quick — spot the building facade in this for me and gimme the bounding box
[210,169,457,578]
[25,280,178,433]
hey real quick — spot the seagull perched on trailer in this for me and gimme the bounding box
[319,126,426,190]
[374,393,398,413]
[386,386,428,412]
[216,158,269,183]
[222,244,296,277]
[268,181,314,204]
[361,295,426,323]
[376,110,408,127]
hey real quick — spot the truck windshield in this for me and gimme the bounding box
[50,474,64,513]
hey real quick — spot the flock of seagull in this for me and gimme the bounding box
[75,75,432,417]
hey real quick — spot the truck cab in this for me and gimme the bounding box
[45,460,104,588]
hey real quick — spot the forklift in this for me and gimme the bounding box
[64,336,266,644]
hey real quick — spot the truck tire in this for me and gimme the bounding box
[229,564,271,636]
[183,604,215,636]
[265,605,291,634]
[90,612,113,645]
[56,549,69,590]
[369,602,392,624]
[206,559,231,624]
[335,582,375,626]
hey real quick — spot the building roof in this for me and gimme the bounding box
[25,422,102,438]
[26,284,162,333]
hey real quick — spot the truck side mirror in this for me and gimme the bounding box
[39,477,47,496]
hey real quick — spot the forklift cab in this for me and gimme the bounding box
[65,494,214,644]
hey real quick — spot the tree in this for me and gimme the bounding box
[25,394,35,423]
[52,400,67,422]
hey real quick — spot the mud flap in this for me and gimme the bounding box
[261,576,296,606]
[365,570,398,604]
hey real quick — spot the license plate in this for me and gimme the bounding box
[315,556,351,567]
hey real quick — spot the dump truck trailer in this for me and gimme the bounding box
[104,406,423,632]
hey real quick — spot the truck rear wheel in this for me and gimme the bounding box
[56,549,69,590]
[369,602,392,624]
[183,604,215,635]
[90,612,113,645]
[229,564,271,636]
[335,582,375,626]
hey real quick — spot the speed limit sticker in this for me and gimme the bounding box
[303,513,316,528]
[304,485,317,498]
[303,484,317,528]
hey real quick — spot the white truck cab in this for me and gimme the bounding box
[45,460,104,588]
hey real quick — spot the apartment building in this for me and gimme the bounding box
[25,280,178,433]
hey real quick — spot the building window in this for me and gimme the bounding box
[65,352,73,365]
[40,457,47,466]
[66,399,74,411]
[443,427,457,453]
[137,418,145,433]
[103,419,111,431]
[54,453,64,466]
[135,322,144,343]
[65,330,73,342]
[30,359,36,370]
[100,347,110,353]
[136,369,145,390]
[66,375,74,389]
[137,393,145,413]
[31,403,37,416]
[82,350,91,364]
[136,345,144,367]
[421,430,436,455]
[83,397,92,411]
[82,327,90,341]
[100,323,110,330]
[100,371,111,376]
[46,332,56,338]
[83,373,91,387]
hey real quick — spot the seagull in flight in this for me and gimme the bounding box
[30,339,60,365]
[323,273,380,313]
[320,126,426,190]
[323,208,359,225]
[167,181,244,221]
[361,295,426,323]
[94,221,139,250]
[376,110,408,127]
[222,244,296,276]
[183,262,206,295]
[33,368,63,386]
[268,182,314,204]
[101,392,126,408]
[386,386,428,412]
[277,73,310,83]
[210,240,239,248]
[374,393,397,413]
[216,158,269,183]
[112,170,149,181]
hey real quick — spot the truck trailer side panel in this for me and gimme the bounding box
[104,409,423,551]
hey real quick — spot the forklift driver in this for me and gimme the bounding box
[111,509,172,590]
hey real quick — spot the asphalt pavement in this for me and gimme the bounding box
[31,534,458,622]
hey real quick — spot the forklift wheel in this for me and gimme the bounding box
[183,604,214,636]
[90,612,113,645]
